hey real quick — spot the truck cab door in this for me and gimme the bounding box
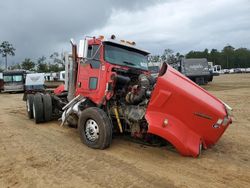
[76,44,103,100]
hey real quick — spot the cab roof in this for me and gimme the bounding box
[103,39,150,55]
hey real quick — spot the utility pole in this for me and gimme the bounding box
[226,55,229,69]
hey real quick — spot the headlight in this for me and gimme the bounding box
[213,118,223,128]
[216,119,223,125]
[214,117,231,128]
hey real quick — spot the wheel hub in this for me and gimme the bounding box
[85,119,99,142]
[33,104,36,119]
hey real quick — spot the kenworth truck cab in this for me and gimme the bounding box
[26,35,232,157]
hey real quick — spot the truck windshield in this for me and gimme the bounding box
[3,75,23,82]
[104,43,148,70]
[3,76,12,82]
[148,66,160,74]
[13,75,23,82]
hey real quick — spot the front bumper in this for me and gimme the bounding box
[146,113,232,157]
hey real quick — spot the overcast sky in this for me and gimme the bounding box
[0,0,249,67]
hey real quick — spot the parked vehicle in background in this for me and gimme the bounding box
[177,58,212,85]
[148,62,161,78]
[23,73,45,100]
[59,71,65,81]
[0,72,3,91]
[208,62,221,76]
[245,68,250,73]
[222,69,230,74]
[240,68,246,73]
[2,70,26,92]
[234,68,242,73]
[44,72,60,81]
[25,73,45,91]
[213,65,222,75]
[44,73,54,81]
[222,68,249,74]
[44,71,66,82]
[229,69,235,74]
[208,62,214,76]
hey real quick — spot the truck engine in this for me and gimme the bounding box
[109,68,156,139]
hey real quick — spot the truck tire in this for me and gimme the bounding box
[26,94,34,119]
[33,93,44,124]
[42,94,52,122]
[78,107,112,149]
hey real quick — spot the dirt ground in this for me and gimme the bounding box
[0,74,249,188]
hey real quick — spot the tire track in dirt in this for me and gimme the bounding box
[0,104,175,188]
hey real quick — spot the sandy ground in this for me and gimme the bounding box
[0,74,249,188]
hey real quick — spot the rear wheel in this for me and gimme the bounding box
[78,107,112,149]
[26,94,34,119]
[42,94,52,122]
[33,93,44,124]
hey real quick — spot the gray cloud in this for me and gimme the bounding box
[91,0,250,55]
[0,0,249,67]
[0,0,164,67]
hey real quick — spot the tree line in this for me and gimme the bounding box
[150,45,250,69]
[1,41,250,72]
[185,45,250,69]
[0,41,64,72]
[9,53,65,73]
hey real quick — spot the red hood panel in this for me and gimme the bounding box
[146,65,231,157]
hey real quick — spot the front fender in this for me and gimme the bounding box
[145,65,230,157]
[145,111,201,157]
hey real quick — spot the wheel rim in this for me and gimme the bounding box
[33,104,36,119]
[26,100,30,112]
[85,119,99,142]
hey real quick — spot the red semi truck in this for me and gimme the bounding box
[25,35,232,157]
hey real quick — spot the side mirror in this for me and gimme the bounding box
[78,39,88,59]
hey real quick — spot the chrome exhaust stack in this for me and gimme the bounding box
[67,39,78,102]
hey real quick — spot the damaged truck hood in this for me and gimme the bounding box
[145,65,232,157]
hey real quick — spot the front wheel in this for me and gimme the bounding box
[78,107,112,149]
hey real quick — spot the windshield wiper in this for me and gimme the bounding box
[123,61,135,66]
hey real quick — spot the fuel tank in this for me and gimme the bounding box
[145,64,232,157]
